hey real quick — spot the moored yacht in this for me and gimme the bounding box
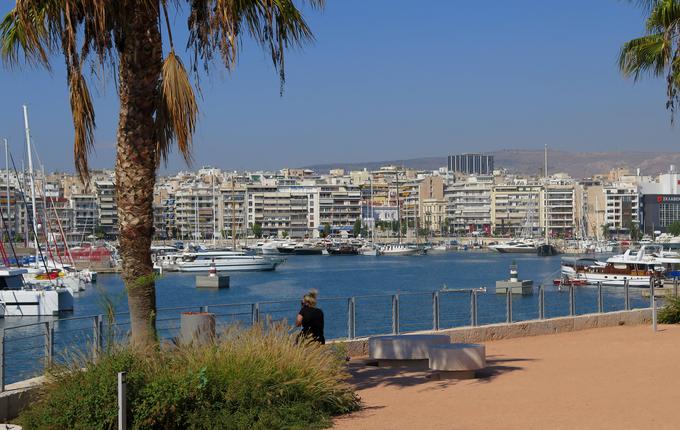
[563,245,670,287]
[173,251,281,272]
[488,240,538,254]
[0,268,74,316]
[379,244,419,256]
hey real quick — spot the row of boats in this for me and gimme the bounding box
[154,237,484,271]
[151,241,442,272]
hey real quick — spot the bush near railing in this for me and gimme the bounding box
[16,323,359,430]
[659,295,680,324]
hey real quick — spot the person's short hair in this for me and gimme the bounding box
[302,289,318,307]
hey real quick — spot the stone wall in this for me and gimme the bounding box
[341,309,653,357]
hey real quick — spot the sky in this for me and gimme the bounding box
[0,0,676,173]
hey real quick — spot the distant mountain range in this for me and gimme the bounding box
[305,149,680,178]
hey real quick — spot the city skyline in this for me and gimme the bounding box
[1,1,679,173]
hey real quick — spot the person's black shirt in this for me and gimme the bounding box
[298,306,325,344]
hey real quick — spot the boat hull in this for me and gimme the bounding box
[0,289,74,316]
[492,247,537,254]
[176,258,279,272]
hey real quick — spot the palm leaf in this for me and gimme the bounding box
[619,33,668,80]
[156,50,198,165]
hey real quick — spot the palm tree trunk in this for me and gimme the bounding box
[115,3,162,346]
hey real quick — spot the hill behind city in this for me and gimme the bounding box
[305,149,680,178]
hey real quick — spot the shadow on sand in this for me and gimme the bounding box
[347,354,536,391]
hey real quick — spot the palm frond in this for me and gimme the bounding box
[68,64,96,181]
[156,50,198,165]
[646,0,680,32]
[619,33,668,80]
[0,7,51,67]
[188,0,323,91]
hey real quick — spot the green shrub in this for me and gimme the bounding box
[17,324,360,430]
[659,295,680,324]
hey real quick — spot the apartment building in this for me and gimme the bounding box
[603,182,640,236]
[544,179,575,238]
[220,184,247,239]
[174,183,219,240]
[95,181,117,238]
[247,185,319,238]
[318,184,361,232]
[491,181,544,236]
[70,194,97,242]
[445,175,493,235]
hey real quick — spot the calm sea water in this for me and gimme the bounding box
[1,252,652,384]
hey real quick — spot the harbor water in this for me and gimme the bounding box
[1,252,652,384]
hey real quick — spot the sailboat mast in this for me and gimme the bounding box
[211,172,216,247]
[231,176,236,250]
[23,105,39,265]
[396,171,401,244]
[370,177,374,243]
[544,144,549,244]
[3,138,10,242]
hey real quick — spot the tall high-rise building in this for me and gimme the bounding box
[447,153,494,175]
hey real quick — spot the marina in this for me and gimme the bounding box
[0,251,658,385]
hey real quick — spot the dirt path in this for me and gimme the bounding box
[334,324,680,430]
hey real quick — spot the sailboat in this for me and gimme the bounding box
[358,177,380,256]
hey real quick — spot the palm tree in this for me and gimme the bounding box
[1,0,323,346]
[619,0,680,118]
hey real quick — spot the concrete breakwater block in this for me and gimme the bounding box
[369,334,450,367]
[495,280,533,295]
[180,312,216,346]
[195,275,230,288]
[428,343,486,379]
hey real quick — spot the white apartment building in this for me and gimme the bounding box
[318,184,361,232]
[544,179,575,237]
[95,181,117,238]
[220,185,247,239]
[491,181,544,237]
[246,185,319,238]
[603,182,640,235]
[445,175,493,235]
[174,183,219,240]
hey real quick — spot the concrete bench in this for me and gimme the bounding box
[369,334,450,367]
[428,343,486,379]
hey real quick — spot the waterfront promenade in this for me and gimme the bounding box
[334,324,680,430]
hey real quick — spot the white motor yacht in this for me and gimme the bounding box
[379,244,419,256]
[488,240,538,254]
[173,251,281,272]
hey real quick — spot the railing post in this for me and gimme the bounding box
[0,329,4,393]
[44,321,54,369]
[624,279,630,310]
[118,371,127,430]
[674,277,678,298]
[568,285,575,316]
[251,303,260,325]
[93,315,103,359]
[597,282,603,313]
[506,288,513,323]
[432,291,440,331]
[347,297,356,339]
[539,285,545,320]
[391,294,400,334]
[651,277,657,333]
[470,290,478,327]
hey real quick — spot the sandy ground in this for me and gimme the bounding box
[334,325,680,430]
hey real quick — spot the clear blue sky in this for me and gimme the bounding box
[0,0,674,173]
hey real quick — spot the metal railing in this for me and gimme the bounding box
[0,279,667,391]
